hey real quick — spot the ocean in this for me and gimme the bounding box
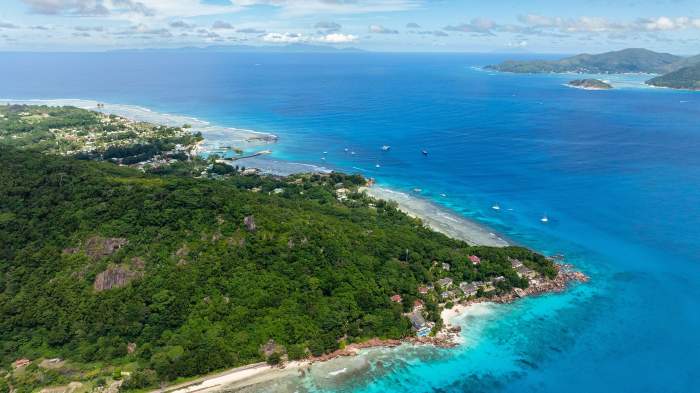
[1,52,699,392]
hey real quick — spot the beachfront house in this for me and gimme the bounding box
[469,255,481,265]
[409,311,427,330]
[509,257,523,268]
[516,265,538,280]
[437,277,453,289]
[417,285,430,295]
[390,294,403,303]
[459,282,478,297]
[441,291,455,300]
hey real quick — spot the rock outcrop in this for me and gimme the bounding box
[93,264,143,292]
[84,236,128,261]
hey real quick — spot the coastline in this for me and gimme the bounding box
[6,98,586,393]
[361,186,509,247]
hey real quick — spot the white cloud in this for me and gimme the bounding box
[315,33,357,43]
[261,32,306,43]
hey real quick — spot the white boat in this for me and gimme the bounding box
[440,193,447,197]
[375,164,381,168]
[344,148,349,152]
[350,151,356,155]
[492,205,501,211]
[382,145,391,151]
[541,215,549,223]
[413,188,422,193]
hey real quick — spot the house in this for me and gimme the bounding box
[516,265,538,280]
[417,285,430,295]
[437,277,453,288]
[13,358,31,369]
[442,262,451,271]
[459,282,478,297]
[469,255,481,265]
[440,291,454,300]
[409,311,427,330]
[413,299,424,310]
[491,276,506,285]
[509,257,523,268]
[390,294,403,303]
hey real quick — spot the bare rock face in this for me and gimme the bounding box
[84,236,128,261]
[244,215,256,232]
[94,265,143,292]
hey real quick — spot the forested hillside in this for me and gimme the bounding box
[0,143,552,390]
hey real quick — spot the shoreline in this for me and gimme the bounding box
[7,98,587,393]
[361,186,509,247]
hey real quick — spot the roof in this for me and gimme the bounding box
[390,294,403,302]
[469,255,481,264]
[437,277,453,286]
[409,311,427,329]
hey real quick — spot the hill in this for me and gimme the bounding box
[646,63,700,90]
[487,48,691,74]
[0,104,556,392]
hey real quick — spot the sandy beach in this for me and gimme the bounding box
[151,361,310,393]
[361,186,508,247]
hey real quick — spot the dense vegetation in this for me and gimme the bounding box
[486,48,695,74]
[0,107,555,391]
[568,79,613,90]
[646,63,700,90]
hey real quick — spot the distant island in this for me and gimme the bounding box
[486,48,689,74]
[567,79,613,90]
[646,63,700,90]
[486,48,700,91]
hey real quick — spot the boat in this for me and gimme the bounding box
[382,145,391,151]
[492,205,501,211]
[421,150,428,156]
[350,151,356,155]
[541,215,549,223]
[440,193,447,197]
[344,148,349,152]
[375,164,381,168]
[413,188,422,193]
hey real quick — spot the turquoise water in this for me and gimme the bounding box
[1,52,699,392]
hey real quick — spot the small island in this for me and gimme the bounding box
[567,79,613,90]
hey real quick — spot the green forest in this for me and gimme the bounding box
[0,107,555,392]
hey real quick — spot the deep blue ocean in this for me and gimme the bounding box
[1,52,699,392]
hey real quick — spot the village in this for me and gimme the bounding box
[391,255,586,340]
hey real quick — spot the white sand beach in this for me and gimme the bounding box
[152,361,309,393]
[362,186,508,247]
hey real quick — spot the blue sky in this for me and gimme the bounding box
[1,0,699,53]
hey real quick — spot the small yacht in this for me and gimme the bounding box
[421,150,428,156]
[440,193,447,197]
[321,157,326,160]
[375,164,381,168]
[413,188,422,193]
[541,215,549,223]
[323,151,328,154]
[492,205,501,211]
[350,151,356,155]
[382,145,391,151]
[344,148,349,152]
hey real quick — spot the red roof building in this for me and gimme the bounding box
[390,294,403,303]
[413,299,424,309]
[13,358,31,369]
[469,255,481,265]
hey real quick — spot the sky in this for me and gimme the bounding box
[0,0,699,53]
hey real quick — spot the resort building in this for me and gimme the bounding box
[437,277,453,288]
[390,294,403,303]
[459,282,478,297]
[469,255,481,265]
